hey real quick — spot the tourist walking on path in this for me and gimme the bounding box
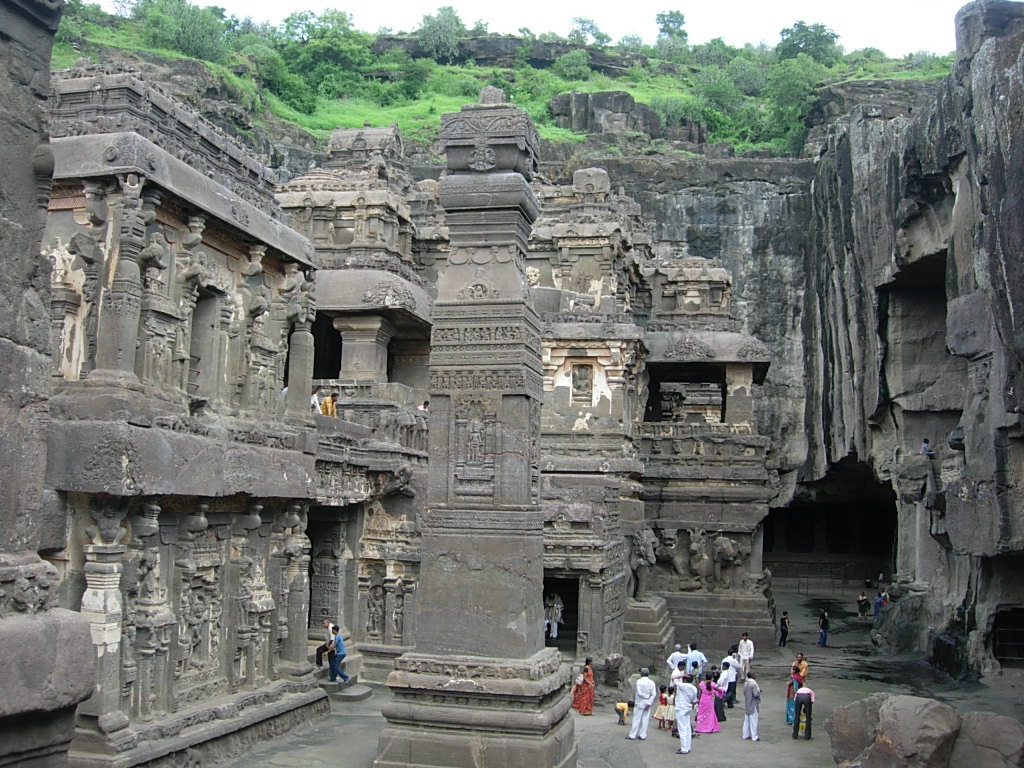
[626,668,658,740]
[327,625,350,683]
[792,683,815,740]
[695,675,724,733]
[857,592,871,619]
[738,632,754,680]
[779,610,790,646]
[742,672,761,741]
[571,657,595,715]
[674,674,699,754]
[818,609,830,647]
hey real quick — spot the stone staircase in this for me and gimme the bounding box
[660,591,776,654]
[312,664,373,703]
[623,595,675,671]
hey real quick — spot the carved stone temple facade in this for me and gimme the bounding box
[4,21,780,768]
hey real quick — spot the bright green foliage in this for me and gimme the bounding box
[725,56,768,96]
[691,37,739,68]
[766,53,827,152]
[776,21,841,67]
[553,49,591,81]
[656,11,686,42]
[135,0,227,61]
[418,6,466,63]
[235,37,315,112]
[277,10,371,99]
[617,35,647,57]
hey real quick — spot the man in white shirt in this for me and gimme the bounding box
[666,643,687,674]
[686,642,707,681]
[717,659,738,708]
[626,668,658,740]
[738,632,755,681]
[674,674,699,754]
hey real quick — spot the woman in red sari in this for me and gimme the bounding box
[571,657,595,715]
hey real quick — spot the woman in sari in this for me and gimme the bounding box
[786,666,804,724]
[571,657,595,715]
[695,675,724,733]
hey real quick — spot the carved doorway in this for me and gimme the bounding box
[543,576,579,654]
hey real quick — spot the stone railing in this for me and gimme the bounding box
[636,421,755,437]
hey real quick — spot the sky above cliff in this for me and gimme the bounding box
[188,0,975,56]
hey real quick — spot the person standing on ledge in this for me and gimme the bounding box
[921,438,935,457]
[626,668,658,740]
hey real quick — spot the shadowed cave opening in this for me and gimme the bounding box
[763,457,897,586]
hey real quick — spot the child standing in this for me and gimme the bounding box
[654,685,673,729]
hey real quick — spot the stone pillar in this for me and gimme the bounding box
[90,173,147,385]
[374,88,575,768]
[0,2,95,765]
[334,315,395,382]
[287,320,315,415]
[725,363,754,425]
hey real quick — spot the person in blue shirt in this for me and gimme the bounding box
[328,625,350,683]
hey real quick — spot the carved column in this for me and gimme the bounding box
[334,315,395,382]
[89,173,147,386]
[286,321,315,415]
[76,499,131,744]
[375,88,575,768]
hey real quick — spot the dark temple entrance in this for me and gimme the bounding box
[763,458,897,586]
[543,576,580,653]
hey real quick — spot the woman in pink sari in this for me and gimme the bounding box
[695,675,725,733]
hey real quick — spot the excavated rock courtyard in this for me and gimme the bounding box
[218,588,1024,767]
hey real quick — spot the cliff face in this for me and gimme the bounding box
[802,0,1024,674]
[539,1,1024,676]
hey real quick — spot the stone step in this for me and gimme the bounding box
[325,682,373,703]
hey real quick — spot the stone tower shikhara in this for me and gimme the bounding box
[373,87,576,768]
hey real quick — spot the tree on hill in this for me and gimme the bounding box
[568,18,610,46]
[776,21,841,66]
[656,11,686,43]
[418,6,465,63]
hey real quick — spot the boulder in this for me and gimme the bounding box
[826,692,889,764]
[875,695,962,768]
[948,712,1024,768]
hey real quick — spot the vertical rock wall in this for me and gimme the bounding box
[803,0,1024,674]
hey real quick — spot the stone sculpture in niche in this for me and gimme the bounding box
[571,364,593,405]
[629,527,659,599]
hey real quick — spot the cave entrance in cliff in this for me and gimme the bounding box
[543,576,580,653]
[762,457,897,586]
[993,608,1024,668]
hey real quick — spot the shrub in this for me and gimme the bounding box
[137,0,227,61]
[553,49,591,81]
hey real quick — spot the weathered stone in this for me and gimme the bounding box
[949,711,1024,768]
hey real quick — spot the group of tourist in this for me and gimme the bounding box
[572,629,823,754]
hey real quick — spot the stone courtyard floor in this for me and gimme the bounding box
[217,587,1024,767]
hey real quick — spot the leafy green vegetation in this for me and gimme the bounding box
[54,2,956,155]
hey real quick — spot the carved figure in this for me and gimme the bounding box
[688,529,715,586]
[367,585,385,637]
[629,527,658,599]
[711,534,749,590]
[467,419,485,464]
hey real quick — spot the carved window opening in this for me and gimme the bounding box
[644,363,725,423]
[188,289,220,400]
[312,313,342,379]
